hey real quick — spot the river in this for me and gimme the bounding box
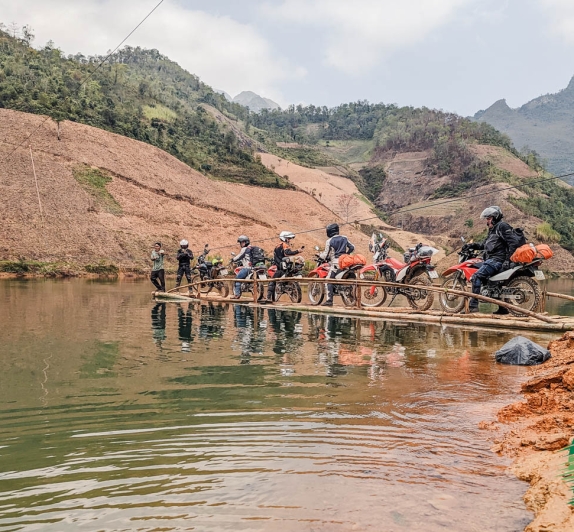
[0,278,572,531]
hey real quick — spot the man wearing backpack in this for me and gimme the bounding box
[230,236,267,300]
[464,206,524,315]
[320,223,355,307]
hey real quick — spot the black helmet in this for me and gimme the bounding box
[237,235,250,247]
[480,206,503,224]
[326,223,339,238]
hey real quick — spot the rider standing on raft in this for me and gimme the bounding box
[320,223,355,307]
[175,239,194,288]
[464,206,522,315]
[266,231,304,303]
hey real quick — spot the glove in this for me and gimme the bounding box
[502,260,510,270]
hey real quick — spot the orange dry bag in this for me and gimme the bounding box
[510,244,536,263]
[353,254,367,266]
[534,244,553,260]
[338,254,354,269]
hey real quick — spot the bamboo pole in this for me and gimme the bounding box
[29,146,44,227]
[547,292,574,303]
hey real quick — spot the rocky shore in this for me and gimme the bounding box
[486,332,574,531]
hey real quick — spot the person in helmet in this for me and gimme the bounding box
[464,206,522,314]
[266,231,305,303]
[231,235,252,299]
[175,239,194,288]
[320,223,355,306]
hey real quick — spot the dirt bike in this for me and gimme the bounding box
[307,249,364,306]
[438,238,545,316]
[267,256,304,303]
[231,257,269,302]
[190,244,230,298]
[358,235,438,310]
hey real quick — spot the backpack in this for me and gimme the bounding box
[250,246,266,265]
[495,224,527,248]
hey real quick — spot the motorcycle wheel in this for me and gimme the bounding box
[308,275,325,305]
[288,282,302,303]
[189,273,202,298]
[213,280,230,298]
[406,273,434,311]
[505,276,541,316]
[340,272,357,307]
[360,269,387,307]
[438,276,467,313]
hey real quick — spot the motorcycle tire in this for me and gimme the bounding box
[340,272,357,307]
[360,269,387,307]
[438,276,467,314]
[505,276,541,316]
[406,273,434,311]
[214,280,230,298]
[189,273,202,298]
[308,275,325,305]
[288,282,302,304]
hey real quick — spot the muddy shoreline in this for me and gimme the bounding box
[486,332,574,531]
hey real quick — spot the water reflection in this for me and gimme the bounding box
[2,279,566,531]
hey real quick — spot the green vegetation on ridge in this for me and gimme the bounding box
[0,27,287,188]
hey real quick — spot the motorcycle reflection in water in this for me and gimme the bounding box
[232,304,268,364]
[151,303,166,347]
[267,308,303,374]
[198,302,228,340]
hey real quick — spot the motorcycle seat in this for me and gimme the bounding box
[201,261,212,267]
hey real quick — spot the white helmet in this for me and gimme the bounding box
[279,231,295,242]
[180,239,189,247]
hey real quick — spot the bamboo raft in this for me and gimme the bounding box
[152,277,574,333]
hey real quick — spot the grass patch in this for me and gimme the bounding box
[535,222,561,243]
[0,259,78,276]
[72,165,123,215]
[142,104,177,121]
[85,261,119,275]
[273,146,340,168]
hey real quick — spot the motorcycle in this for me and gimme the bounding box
[307,248,364,306]
[190,244,230,298]
[358,234,438,310]
[267,256,304,303]
[231,253,268,302]
[438,238,545,315]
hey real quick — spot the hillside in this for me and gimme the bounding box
[0,109,370,272]
[0,27,285,188]
[253,104,574,272]
[474,77,574,180]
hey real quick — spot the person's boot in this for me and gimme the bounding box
[322,299,333,307]
[493,306,509,316]
[468,305,479,314]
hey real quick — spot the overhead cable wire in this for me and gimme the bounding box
[199,170,574,255]
[0,0,165,167]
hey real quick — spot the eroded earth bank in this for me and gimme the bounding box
[488,332,574,531]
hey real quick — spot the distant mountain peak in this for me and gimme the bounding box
[232,91,280,113]
[567,75,574,91]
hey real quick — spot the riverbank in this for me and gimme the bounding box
[487,332,574,531]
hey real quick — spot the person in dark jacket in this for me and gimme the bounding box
[175,239,194,288]
[465,206,522,314]
[320,223,355,306]
[266,231,304,303]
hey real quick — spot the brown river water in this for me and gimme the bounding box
[0,278,572,531]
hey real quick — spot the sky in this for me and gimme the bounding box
[1,0,574,116]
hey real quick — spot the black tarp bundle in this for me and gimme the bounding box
[495,336,551,366]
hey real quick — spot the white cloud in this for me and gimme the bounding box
[537,0,574,43]
[0,0,303,103]
[263,0,474,74]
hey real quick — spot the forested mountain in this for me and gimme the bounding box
[232,91,280,112]
[474,77,574,180]
[0,26,287,187]
[1,23,573,257]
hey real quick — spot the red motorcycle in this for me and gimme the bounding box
[307,248,364,306]
[358,234,438,310]
[439,238,545,315]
